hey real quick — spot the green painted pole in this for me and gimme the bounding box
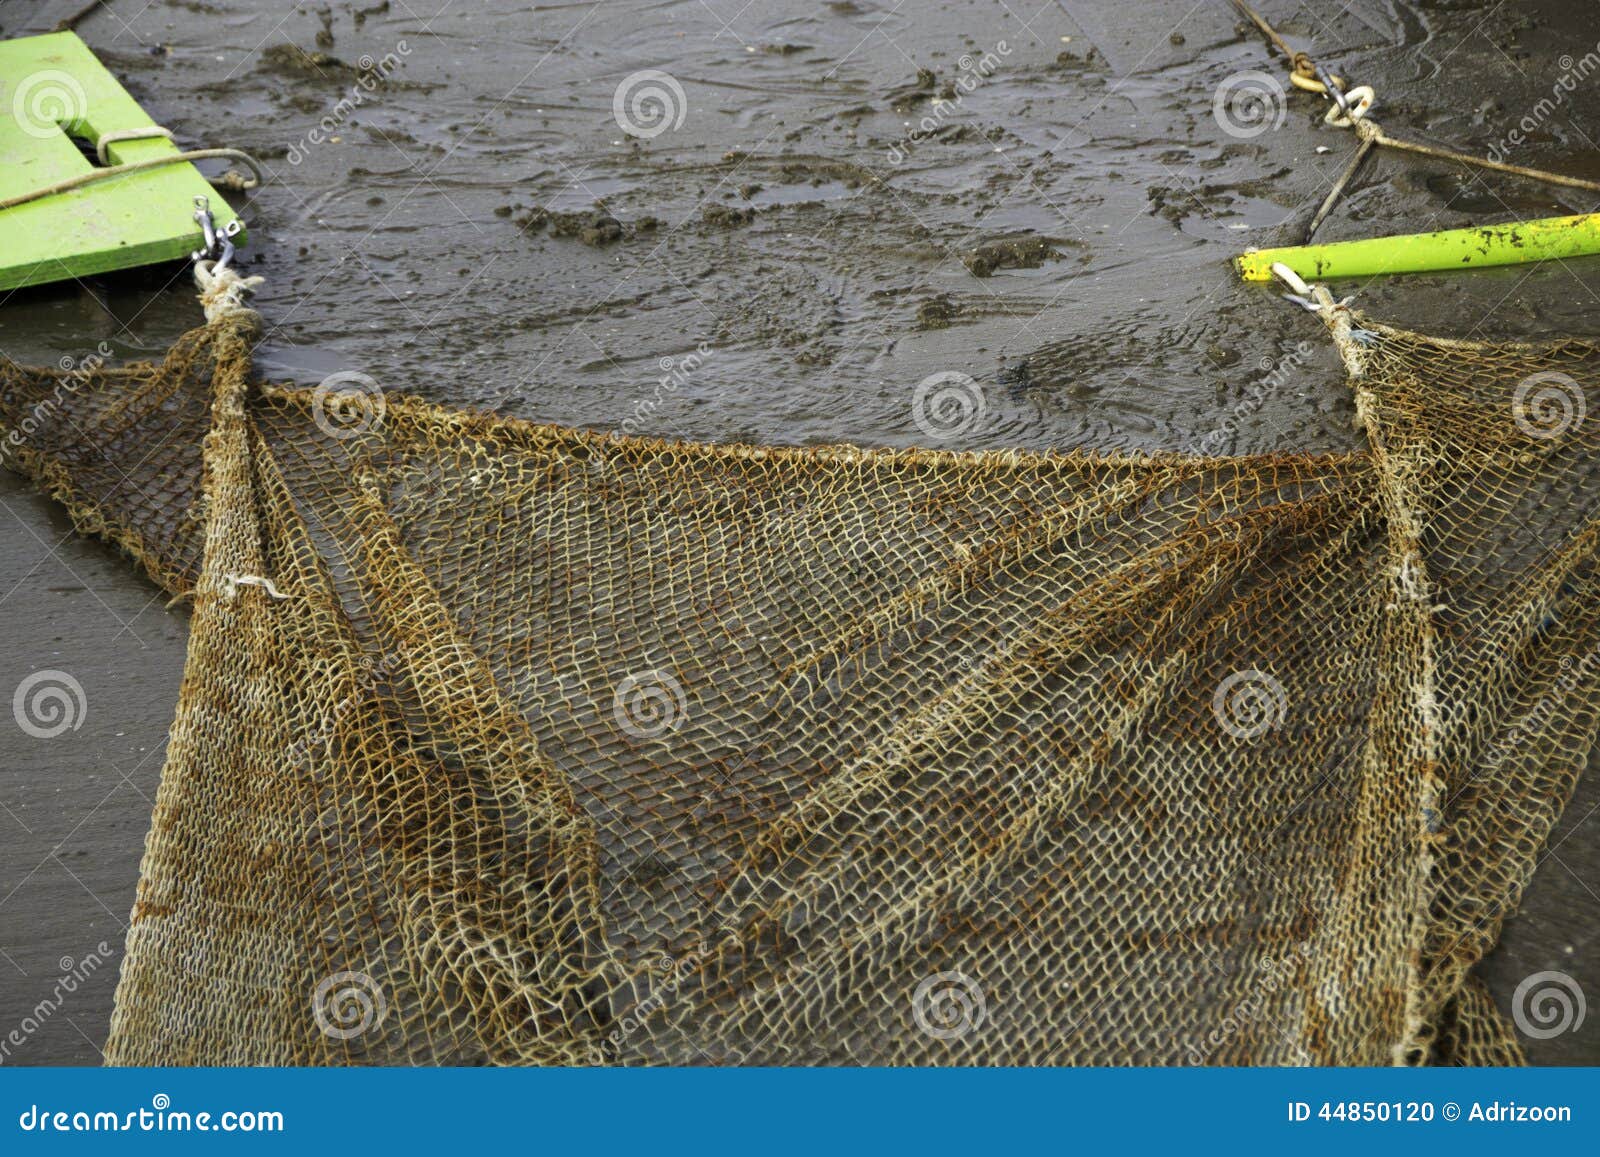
[1235,213,1600,282]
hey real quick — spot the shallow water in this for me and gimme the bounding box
[1,0,1598,1063]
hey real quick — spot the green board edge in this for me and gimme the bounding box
[1236,213,1600,282]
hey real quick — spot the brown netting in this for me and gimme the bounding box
[2,284,1596,1066]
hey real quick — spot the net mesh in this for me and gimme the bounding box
[2,293,1597,1066]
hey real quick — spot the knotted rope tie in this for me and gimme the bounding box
[194,261,264,323]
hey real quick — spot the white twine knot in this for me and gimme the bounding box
[194,261,264,323]
[224,574,290,601]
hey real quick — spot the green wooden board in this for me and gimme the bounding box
[0,31,245,292]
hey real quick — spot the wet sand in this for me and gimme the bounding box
[1,0,1598,1063]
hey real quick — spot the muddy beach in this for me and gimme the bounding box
[1,0,1598,1064]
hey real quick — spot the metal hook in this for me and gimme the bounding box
[189,195,246,271]
[1316,63,1350,119]
[191,195,218,262]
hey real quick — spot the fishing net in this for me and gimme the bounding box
[2,273,1597,1067]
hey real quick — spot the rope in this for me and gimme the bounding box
[1324,88,1375,128]
[194,260,264,324]
[1289,71,1343,95]
[1367,125,1600,194]
[0,145,263,212]
[1304,134,1378,243]
[1269,263,1365,378]
[1228,0,1600,243]
[1228,0,1318,83]
[94,126,175,165]
[1329,90,1600,193]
